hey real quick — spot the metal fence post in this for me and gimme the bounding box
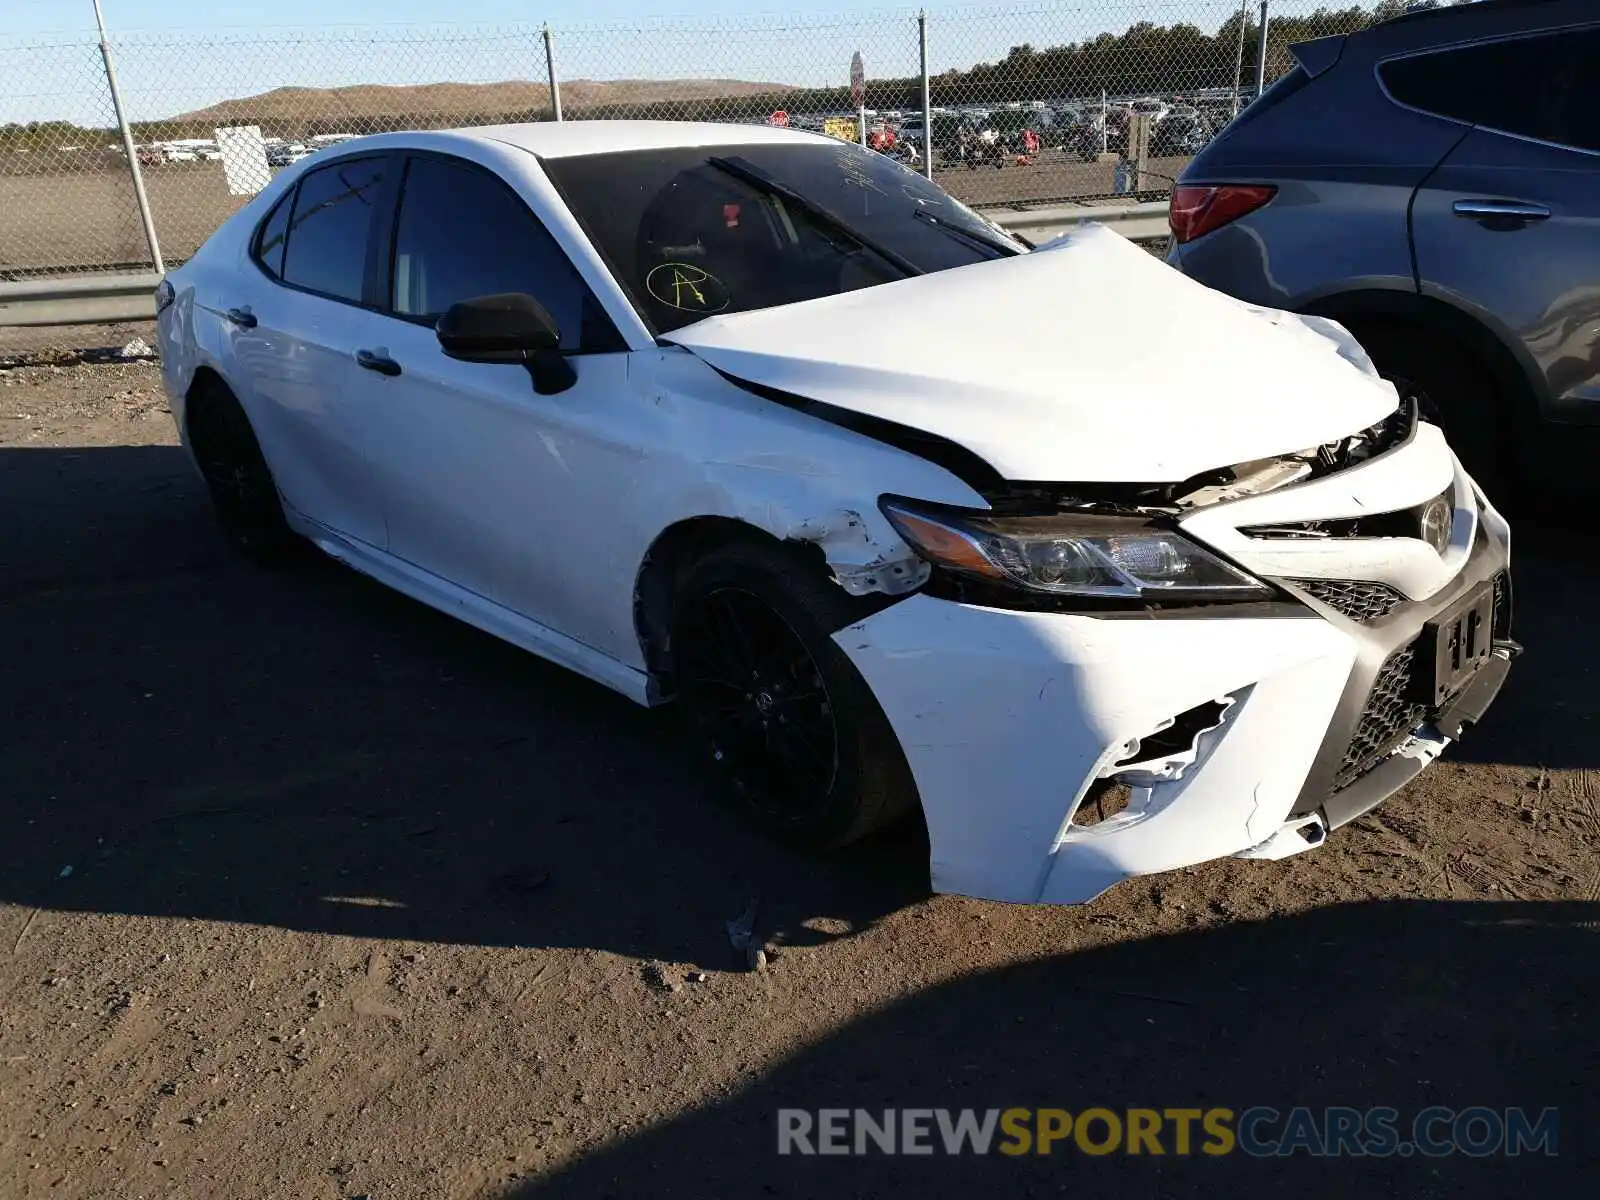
[1255,0,1271,98]
[93,0,164,274]
[1231,0,1249,117]
[918,10,932,180]
[543,24,563,122]
[1128,112,1153,193]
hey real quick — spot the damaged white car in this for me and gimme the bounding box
[156,121,1517,903]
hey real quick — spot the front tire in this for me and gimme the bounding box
[671,539,917,849]
[187,380,302,565]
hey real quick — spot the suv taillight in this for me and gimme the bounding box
[1168,184,1277,244]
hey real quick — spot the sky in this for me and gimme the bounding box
[3,0,1375,125]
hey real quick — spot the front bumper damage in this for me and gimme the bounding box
[835,426,1514,904]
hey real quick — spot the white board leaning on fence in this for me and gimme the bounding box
[216,125,271,197]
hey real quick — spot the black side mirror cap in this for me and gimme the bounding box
[435,292,575,395]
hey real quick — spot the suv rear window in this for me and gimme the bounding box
[1380,29,1600,152]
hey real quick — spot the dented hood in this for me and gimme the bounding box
[663,224,1398,482]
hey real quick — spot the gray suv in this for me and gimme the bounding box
[1168,0,1598,498]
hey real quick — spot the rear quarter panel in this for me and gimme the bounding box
[1172,54,1468,309]
[157,174,296,455]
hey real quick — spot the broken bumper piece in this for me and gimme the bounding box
[837,595,1356,903]
[835,581,1513,904]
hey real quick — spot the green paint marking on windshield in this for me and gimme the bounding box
[646,262,729,313]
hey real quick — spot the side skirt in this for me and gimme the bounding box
[288,513,656,708]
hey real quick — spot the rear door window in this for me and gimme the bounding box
[1380,29,1600,152]
[280,156,387,302]
[253,191,292,279]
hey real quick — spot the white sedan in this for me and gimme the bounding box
[156,121,1516,903]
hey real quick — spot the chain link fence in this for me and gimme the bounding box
[0,38,152,281]
[3,1,1411,300]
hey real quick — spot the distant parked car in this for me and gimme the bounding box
[865,124,896,153]
[1168,0,1600,496]
[265,142,311,168]
[307,133,360,153]
[1061,106,1129,160]
[1150,106,1214,156]
[979,107,1052,155]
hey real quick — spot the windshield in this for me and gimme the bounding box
[542,142,1023,334]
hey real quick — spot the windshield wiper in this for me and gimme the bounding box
[912,208,1030,255]
[705,155,924,278]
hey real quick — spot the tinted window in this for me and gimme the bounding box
[1545,30,1600,152]
[544,143,1022,334]
[280,156,386,302]
[389,155,608,351]
[1381,30,1600,152]
[254,191,291,279]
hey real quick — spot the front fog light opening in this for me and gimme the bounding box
[1071,780,1132,827]
[1100,693,1242,789]
[1420,492,1452,556]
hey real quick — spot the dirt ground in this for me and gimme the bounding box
[0,152,1190,277]
[1,326,1596,1199]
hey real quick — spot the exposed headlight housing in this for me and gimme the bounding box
[880,497,1272,602]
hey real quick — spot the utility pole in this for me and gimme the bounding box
[1256,0,1272,98]
[1231,0,1249,118]
[543,24,563,122]
[94,0,164,272]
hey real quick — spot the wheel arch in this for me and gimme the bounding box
[179,365,238,464]
[1301,289,1543,423]
[632,505,919,699]
[632,516,835,693]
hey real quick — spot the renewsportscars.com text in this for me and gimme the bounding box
[776,1106,1559,1158]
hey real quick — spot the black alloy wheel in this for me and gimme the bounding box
[676,586,840,826]
[189,384,300,564]
[670,539,917,848]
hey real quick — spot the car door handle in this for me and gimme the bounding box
[355,349,401,377]
[224,307,257,328]
[1452,199,1551,222]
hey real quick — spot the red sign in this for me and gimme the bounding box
[770,109,789,127]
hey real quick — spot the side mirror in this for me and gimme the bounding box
[435,293,576,395]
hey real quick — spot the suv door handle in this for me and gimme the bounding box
[355,349,402,377]
[1452,199,1551,222]
[224,307,257,328]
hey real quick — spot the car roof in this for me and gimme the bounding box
[1377,0,1565,29]
[448,119,835,159]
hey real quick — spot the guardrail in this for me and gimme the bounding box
[0,201,1170,329]
[0,271,165,328]
[977,199,1172,245]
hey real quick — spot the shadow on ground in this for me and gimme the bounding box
[0,444,928,965]
[0,443,1595,968]
[517,898,1600,1198]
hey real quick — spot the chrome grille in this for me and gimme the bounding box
[1492,571,1510,637]
[1336,642,1428,790]
[1293,578,1407,623]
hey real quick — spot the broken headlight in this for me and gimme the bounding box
[880,497,1271,602]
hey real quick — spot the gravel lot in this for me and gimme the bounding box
[1,328,1596,1198]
